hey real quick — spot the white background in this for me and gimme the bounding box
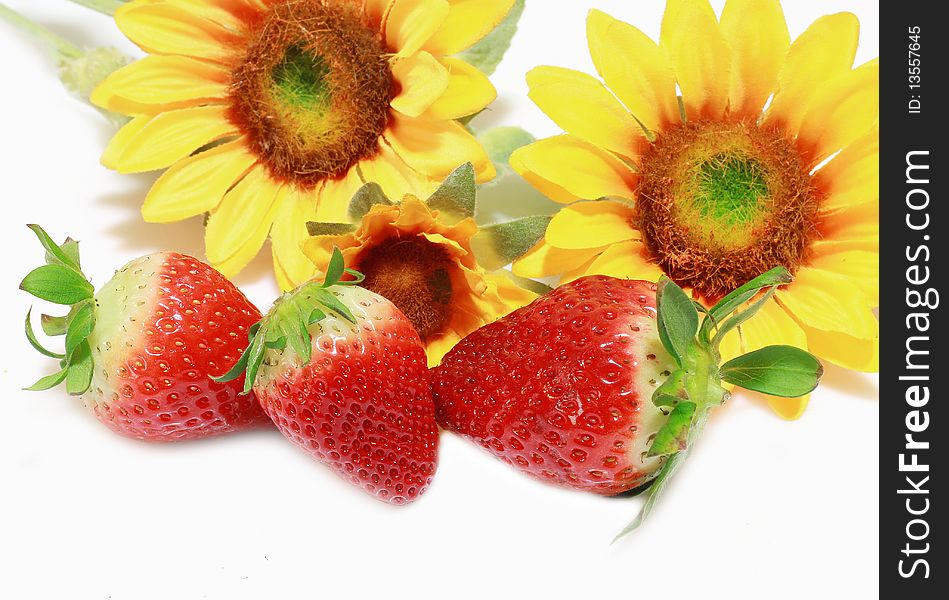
[0,1,879,599]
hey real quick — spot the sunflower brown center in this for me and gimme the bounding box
[228,0,393,189]
[357,238,455,340]
[634,120,823,302]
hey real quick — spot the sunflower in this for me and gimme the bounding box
[509,0,878,419]
[302,170,535,366]
[92,0,514,290]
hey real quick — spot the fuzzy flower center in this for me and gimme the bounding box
[635,120,822,302]
[358,238,455,340]
[228,0,393,189]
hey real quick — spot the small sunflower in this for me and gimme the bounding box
[93,0,517,290]
[303,165,537,366]
[510,0,878,419]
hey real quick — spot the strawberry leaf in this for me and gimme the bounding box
[20,264,94,305]
[313,289,357,324]
[701,267,791,340]
[710,288,776,350]
[27,224,81,271]
[721,345,823,398]
[647,401,696,457]
[64,299,95,358]
[655,278,698,366]
[24,367,69,392]
[25,309,65,359]
[322,247,346,288]
[41,313,68,336]
[65,340,94,395]
[613,452,685,541]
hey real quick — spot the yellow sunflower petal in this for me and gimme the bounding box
[797,59,879,164]
[582,240,664,282]
[205,165,282,265]
[491,272,538,310]
[806,249,879,306]
[545,201,636,250]
[423,0,515,56]
[424,57,497,120]
[142,139,257,222]
[586,9,679,133]
[390,51,450,118]
[164,0,259,32]
[819,202,878,250]
[385,0,450,57]
[816,130,879,212]
[512,240,606,279]
[660,0,731,120]
[315,171,368,223]
[92,55,229,111]
[271,187,319,291]
[775,268,877,340]
[102,105,237,173]
[526,66,643,159]
[767,395,811,421]
[509,135,638,203]
[799,325,878,372]
[365,0,394,27]
[216,198,282,278]
[114,1,238,63]
[384,113,495,183]
[358,144,431,200]
[719,0,790,118]
[765,12,860,133]
[425,330,464,367]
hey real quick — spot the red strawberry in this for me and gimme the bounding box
[218,249,438,505]
[432,270,822,531]
[21,225,269,441]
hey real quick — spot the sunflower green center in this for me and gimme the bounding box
[635,120,822,302]
[357,238,455,340]
[229,0,393,189]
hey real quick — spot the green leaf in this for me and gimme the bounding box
[613,452,685,541]
[343,268,365,285]
[655,278,699,366]
[702,267,791,339]
[710,288,776,350]
[721,345,823,398]
[306,222,358,237]
[322,247,346,287]
[212,345,252,384]
[60,238,82,269]
[314,289,357,324]
[241,328,269,395]
[25,309,65,359]
[478,126,535,165]
[25,367,69,392]
[41,313,68,336]
[471,216,552,271]
[64,299,95,358]
[647,401,696,457]
[348,182,392,221]
[65,340,94,395]
[457,0,525,76]
[426,163,476,220]
[28,224,80,270]
[20,264,94,305]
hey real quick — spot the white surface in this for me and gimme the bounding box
[0,1,879,599]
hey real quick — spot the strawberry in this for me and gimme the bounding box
[21,225,269,441]
[217,249,438,505]
[432,269,822,532]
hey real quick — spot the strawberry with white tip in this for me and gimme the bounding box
[218,249,439,505]
[21,225,269,441]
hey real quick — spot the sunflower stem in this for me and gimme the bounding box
[67,0,125,16]
[0,4,83,60]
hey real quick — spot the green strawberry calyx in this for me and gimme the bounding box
[20,224,98,395]
[215,248,365,395]
[615,267,824,540]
